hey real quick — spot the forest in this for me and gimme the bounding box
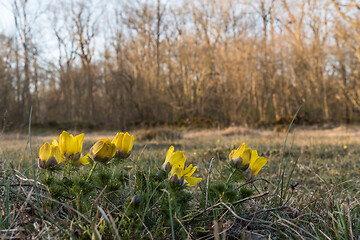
[0,0,359,130]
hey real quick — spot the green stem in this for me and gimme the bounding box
[118,201,131,232]
[29,107,39,204]
[226,169,236,185]
[76,162,98,210]
[64,162,71,179]
[168,193,175,240]
[86,162,98,181]
[5,179,10,228]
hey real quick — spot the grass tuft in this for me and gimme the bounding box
[1,121,360,239]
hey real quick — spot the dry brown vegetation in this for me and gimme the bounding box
[1,125,359,153]
[0,0,360,130]
[1,126,360,238]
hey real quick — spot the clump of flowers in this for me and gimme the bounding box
[164,146,202,187]
[38,131,89,168]
[35,129,274,239]
[38,131,136,170]
[229,142,268,179]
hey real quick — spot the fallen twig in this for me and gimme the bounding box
[233,178,271,191]
[205,158,214,209]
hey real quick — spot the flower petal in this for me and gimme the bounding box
[165,145,174,162]
[59,131,70,154]
[250,157,268,176]
[78,154,90,165]
[184,176,202,187]
[74,133,85,153]
[250,150,259,163]
[121,132,133,154]
[232,143,247,159]
[169,151,186,169]
[53,145,63,164]
[162,145,174,169]
[39,142,52,161]
[52,139,59,147]
[112,132,124,149]
[93,140,105,154]
[170,164,183,178]
[241,148,252,165]
[183,164,197,177]
[109,143,117,159]
[229,149,235,160]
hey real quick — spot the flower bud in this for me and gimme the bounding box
[131,194,141,206]
[112,132,134,159]
[244,168,252,180]
[38,156,59,169]
[58,131,85,164]
[163,162,171,172]
[231,157,243,169]
[155,169,167,181]
[114,149,131,159]
[170,174,185,186]
[38,142,62,169]
[242,162,250,171]
[65,152,81,162]
[90,138,116,163]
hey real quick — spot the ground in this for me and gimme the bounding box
[1,125,359,239]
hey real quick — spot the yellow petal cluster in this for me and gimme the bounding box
[247,150,268,177]
[165,146,202,187]
[229,143,268,179]
[38,142,63,169]
[90,138,117,163]
[112,132,134,159]
[182,164,202,187]
[53,131,88,165]
[162,145,186,171]
[229,142,252,169]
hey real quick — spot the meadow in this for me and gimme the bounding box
[0,125,360,239]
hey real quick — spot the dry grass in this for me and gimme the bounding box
[2,125,359,194]
[1,125,359,151]
[1,125,360,239]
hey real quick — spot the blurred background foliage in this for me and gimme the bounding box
[0,0,359,131]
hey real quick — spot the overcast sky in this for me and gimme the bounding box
[0,1,15,33]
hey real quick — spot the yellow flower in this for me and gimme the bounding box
[182,164,202,187]
[78,154,91,165]
[169,163,202,187]
[112,132,134,159]
[169,164,185,186]
[38,142,62,169]
[162,146,186,171]
[244,150,268,179]
[344,145,348,150]
[229,143,252,169]
[54,131,88,165]
[90,138,117,163]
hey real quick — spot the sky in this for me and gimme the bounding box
[0,0,166,62]
[0,0,15,33]
[0,0,101,62]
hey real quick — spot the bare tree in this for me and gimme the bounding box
[1,0,360,128]
[12,0,32,124]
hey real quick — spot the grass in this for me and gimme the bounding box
[0,125,360,239]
